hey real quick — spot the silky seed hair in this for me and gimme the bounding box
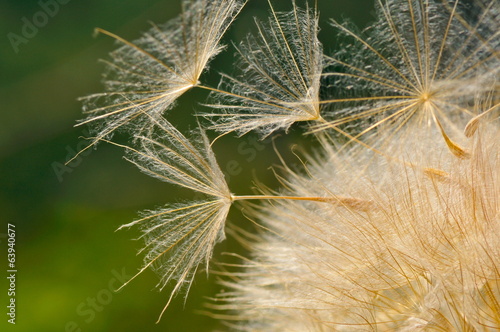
[108,116,232,321]
[212,113,499,331]
[318,0,498,155]
[76,0,499,328]
[76,0,245,152]
[204,0,324,138]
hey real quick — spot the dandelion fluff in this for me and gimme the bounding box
[77,0,500,326]
[78,0,245,146]
[213,112,500,331]
[318,0,499,154]
[204,0,323,137]
[116,117,232,320]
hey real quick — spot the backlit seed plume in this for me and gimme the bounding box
[76,0,500,327]
[317,0,499,156]
[213,113,500,331]
[77,0,245,146]
[204,0,323,137]
[115,117,232,320]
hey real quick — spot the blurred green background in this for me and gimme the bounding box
[0,0,373,331]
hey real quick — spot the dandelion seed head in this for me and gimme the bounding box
[214,113,499,330]
[78,0,500,326]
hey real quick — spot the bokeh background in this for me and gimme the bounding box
[0,0,373,331]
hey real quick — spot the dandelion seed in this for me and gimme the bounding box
[111,115,343,320]
[203,0,323,138]
[106,123,408,323]
[112,116,232,320]
[317,0,499,155]
[75,0,245,158]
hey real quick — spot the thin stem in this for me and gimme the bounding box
[197,84,297,113]
[231,194,376,211]
[231,194,334,202]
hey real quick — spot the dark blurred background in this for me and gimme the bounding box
[0,0,373,331]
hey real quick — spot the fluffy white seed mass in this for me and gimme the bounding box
[214,114,499,331]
